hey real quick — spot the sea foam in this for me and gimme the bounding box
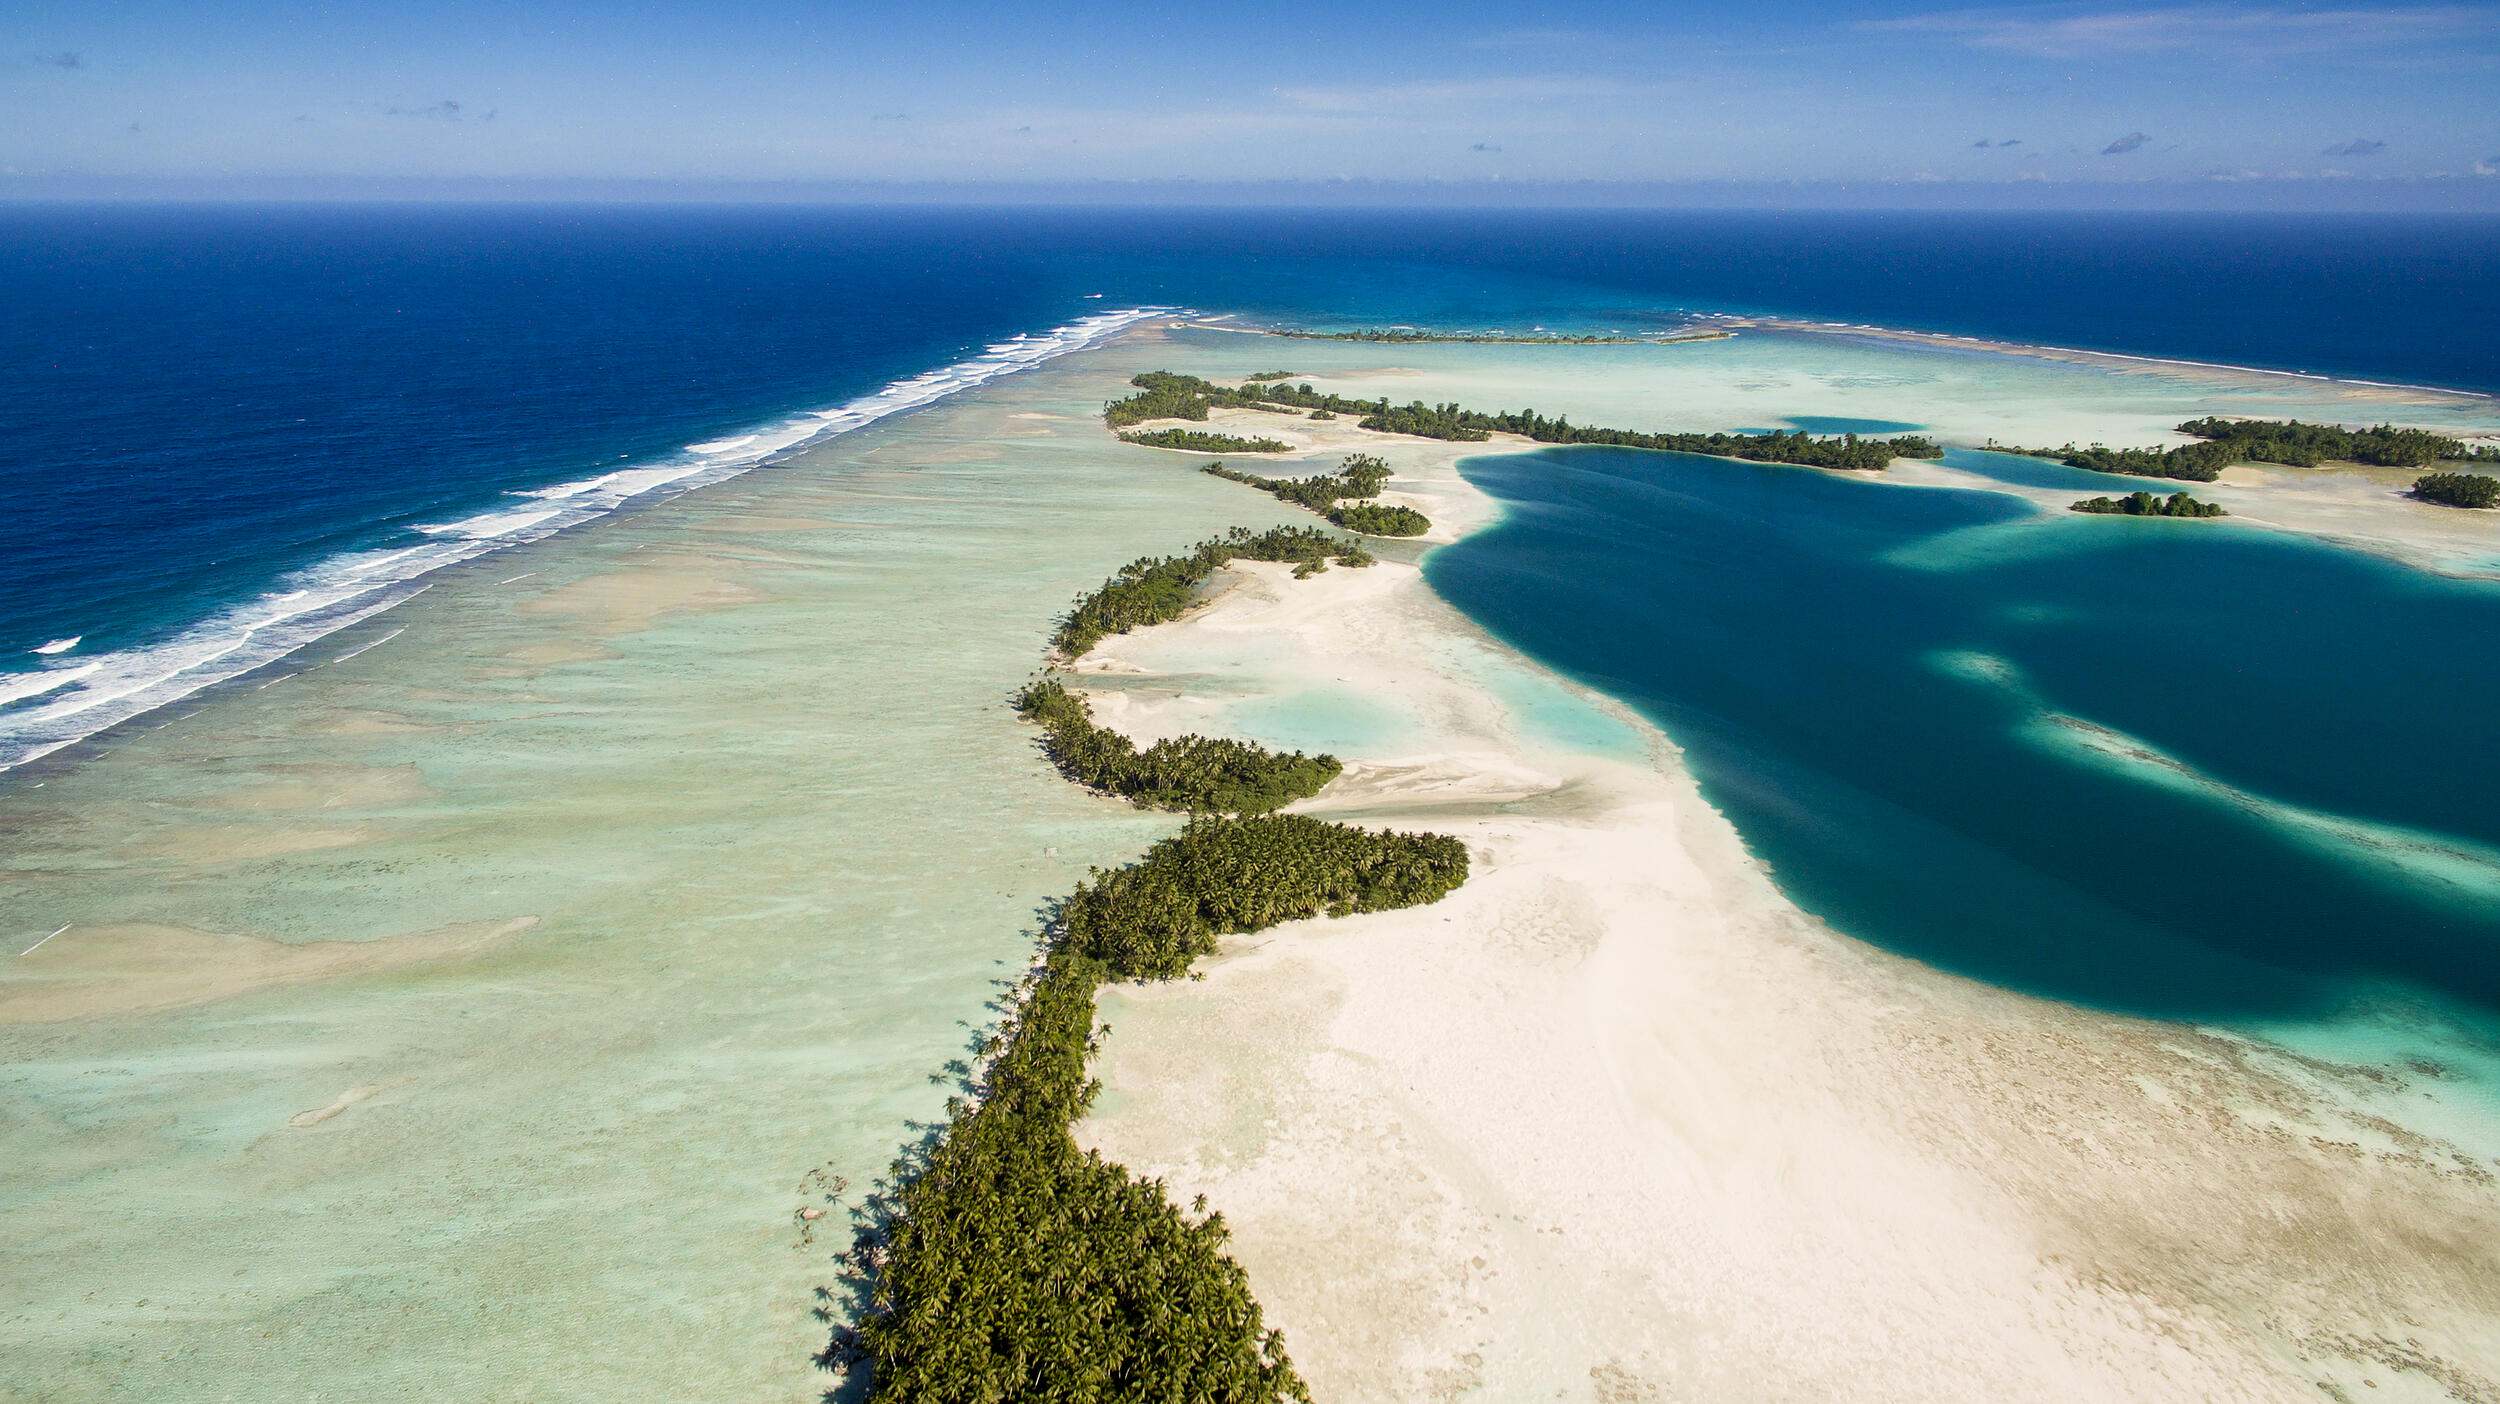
[0,305,1168,772]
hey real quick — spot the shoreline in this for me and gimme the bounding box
[0,306,1168,783]
[1065,403,2500,1400]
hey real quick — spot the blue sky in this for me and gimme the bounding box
[5,1,2498,201]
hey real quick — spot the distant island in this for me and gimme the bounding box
[1108,371,1944,473]
[2071,491,2227,518]
[2001,418,2500,483]
[1203,453,1433,537]
[2177,417,2500,469]
[2414,472,2500,509]
[1121,427,1292,453]
[1271,327,1734,346]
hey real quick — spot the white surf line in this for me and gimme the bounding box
[329,627,406,665]
[20,924,69,957]
[498,571,539,585]
[254,672,301,692]
[0,308,1164,777]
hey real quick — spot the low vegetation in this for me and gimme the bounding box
[1203,452,1434,538]
[2070,491,2228,518]
[1111,370,1940,473]
[2176,417,2499,469]
[1359,400,1943,471]
[1053,525,1372,659]
[2001,440,2237,482]
[835,506,1472,1399]
[1327,502,1432,536]
[2007,419,2500,483]
[1121,427,1292,453]
[841,813,1466,1401]
[2414,472,2500,509]
[1014,676,1340,813]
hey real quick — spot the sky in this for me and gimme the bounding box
[5,0,2499,205]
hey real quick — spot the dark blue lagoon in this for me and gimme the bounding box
[1427,446,2500,1030]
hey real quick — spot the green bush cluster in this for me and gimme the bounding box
[2001,440,2234,482]
[1121,428,1293,453]
[1204,452,1390,508]
[1356,401,1944,469]
[846,810,1466,1399]
[1111,370,1943,472]
[1053,526,1372,659]
[1061,814,1471,980]
[1327,503,1432,536]
[2415,472,2500,508]
[1014,677,1341,813]
[2070,491,2228,518]
[845,935,1307,1403]
[1203,453,1434,538]
[2177,417,2497,469]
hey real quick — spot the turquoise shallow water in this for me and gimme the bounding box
[1428,448,2500,1056]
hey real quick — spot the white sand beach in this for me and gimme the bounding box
[1073,407,2500,1402]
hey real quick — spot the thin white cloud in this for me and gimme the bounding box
[1863,5,2488,59]
[1272,75,1643,112]
[1463,27,1596,50]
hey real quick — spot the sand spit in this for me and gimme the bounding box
[1890,455,2500,580]
[0,916,535,1024]
[1072,415,2500,1402]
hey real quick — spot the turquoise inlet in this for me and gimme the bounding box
[1428,446,2500,1030]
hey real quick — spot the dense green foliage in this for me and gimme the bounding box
[1204,453,1391,508]
[1102,373,1217,427]
[1053,526,1372,658]
[1204,452,1436,537]
[846,812,1466,1400]
[1117,368,1941,473]
[1327,503,1432,536]
[2070,491,2228,518]
[845,936,1304,1403]
[1060,814,1471,980]
[1121,428,1292,453]
[1243,370,1298,382]
[1105,371,1374,425]
[2010,420,2500,483]
[1356,399,1943,470]
[2414,472,2500,508]
[1014,676,1341,813]
[2177,417,2499,468]
[2005,440,2236,482]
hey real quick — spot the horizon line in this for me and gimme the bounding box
[6,174,2500,215]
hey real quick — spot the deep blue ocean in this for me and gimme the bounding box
[5,203,2498,1039]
